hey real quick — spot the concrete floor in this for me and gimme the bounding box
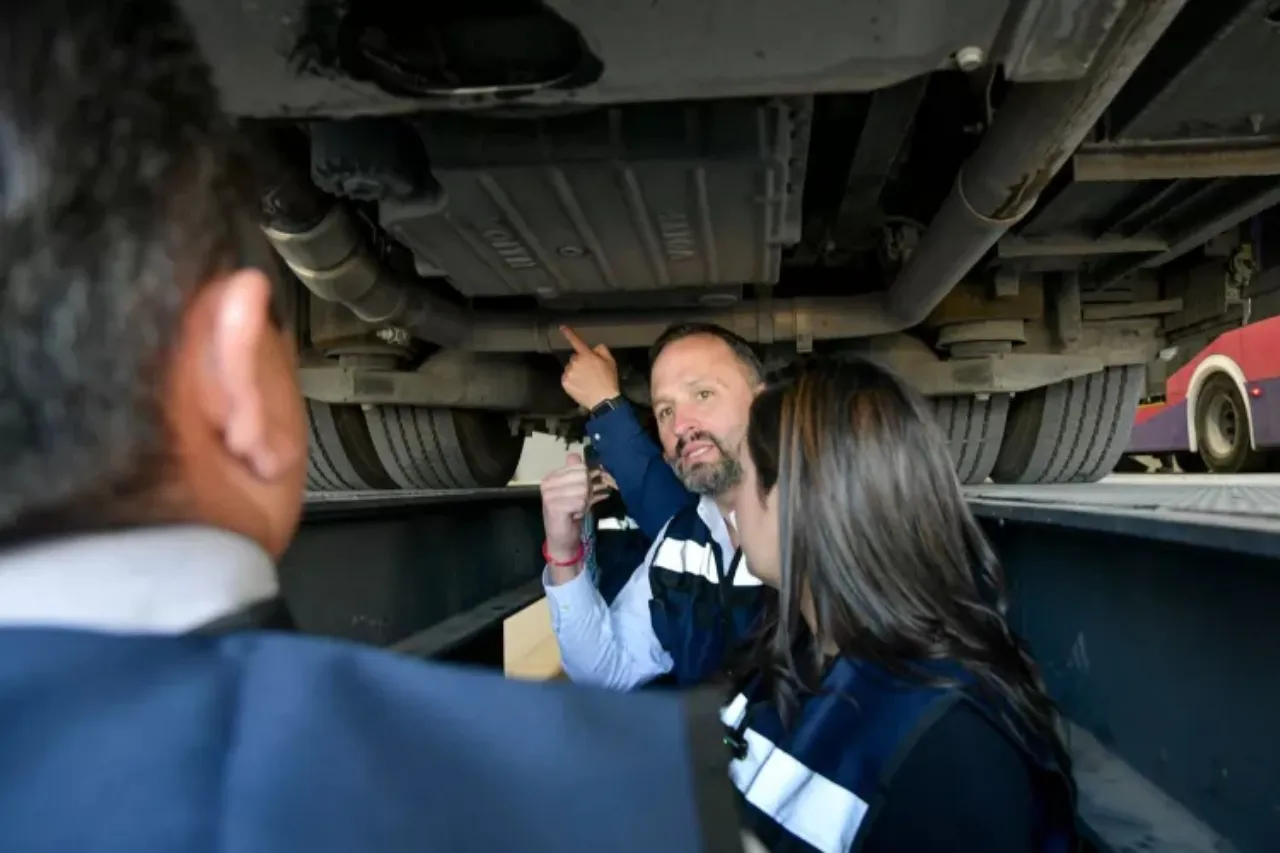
[1103,472,1280,485]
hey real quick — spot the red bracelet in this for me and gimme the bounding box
[542,540,584,567]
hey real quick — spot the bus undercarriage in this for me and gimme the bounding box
[182,0,1280,486]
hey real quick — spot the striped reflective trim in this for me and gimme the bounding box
[653,538,718,582]
[722,693,868,853]
[721,693,750,728]
[652,538,762,586]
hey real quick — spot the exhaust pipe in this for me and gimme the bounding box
[251,125,472,348]
[247,122,903,353]
[461,294,896,353]
[299,349,570,411]
[257,188,900,353]
[263,206,473,348]
[884,0,1189,325]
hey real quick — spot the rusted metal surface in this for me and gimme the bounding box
[936,319,1028,348]
[299,350,570,411]
[1081,297,1183,320]
[1073,140,1280,182]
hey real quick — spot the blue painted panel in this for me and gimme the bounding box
[986,519,1280,853]
[281,494,545,648]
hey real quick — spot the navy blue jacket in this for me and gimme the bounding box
[580,400,764,686]
[647,500,765,686]
[585,400,694,541]
[583,400,695,607]
[0,627,743,853]
[724,657,1077,853]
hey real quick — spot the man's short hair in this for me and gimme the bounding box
[647,323,764,383]
[0,0,253,531]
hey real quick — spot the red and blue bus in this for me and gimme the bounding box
[1126,313,1280,473]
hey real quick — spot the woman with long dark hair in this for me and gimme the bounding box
[727,358,1077,853]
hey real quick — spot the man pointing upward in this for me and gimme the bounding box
[541,323,768,689]
[554,325,694,542]
[560,325,625,416]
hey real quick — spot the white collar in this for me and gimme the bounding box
[695,495,734,535]
[0,525,278,634]
[696,495,741,565]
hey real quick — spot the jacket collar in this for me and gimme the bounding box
[695,495,741,569]
[0,525,278,634]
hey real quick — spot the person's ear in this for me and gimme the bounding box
[194,267,288,481]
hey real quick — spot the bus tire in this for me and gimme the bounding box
[991,365,1144,485]
[306,402,523,492]
[932,394,1009,484]
[363,405,523,490]
[1194,373,1266,474]
[305,401,384,491]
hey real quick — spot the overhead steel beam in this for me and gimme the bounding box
[831,78,929,241]
[1074,141,1280,182]
[998,232,1169,258]
[1097,178,1280,287]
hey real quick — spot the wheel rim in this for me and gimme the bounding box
[1203,392,1241,459]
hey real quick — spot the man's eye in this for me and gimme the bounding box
[656,407,672,421]
[697,389,714,400]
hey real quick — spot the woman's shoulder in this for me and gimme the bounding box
[911,699,1035,777]
[861,701,1041,853]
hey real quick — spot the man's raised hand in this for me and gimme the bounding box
[560,325,621,411]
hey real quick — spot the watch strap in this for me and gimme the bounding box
[588,395,625,419]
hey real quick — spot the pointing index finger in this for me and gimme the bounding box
[560,325,594,357]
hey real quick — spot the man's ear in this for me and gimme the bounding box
[194,267,283,480]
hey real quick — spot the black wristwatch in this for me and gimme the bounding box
[589,395,625,419]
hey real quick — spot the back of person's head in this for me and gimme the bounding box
[735,357,1063,752]
[0,0,307,556]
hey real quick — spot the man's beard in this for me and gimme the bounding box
[670,431,742,496]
